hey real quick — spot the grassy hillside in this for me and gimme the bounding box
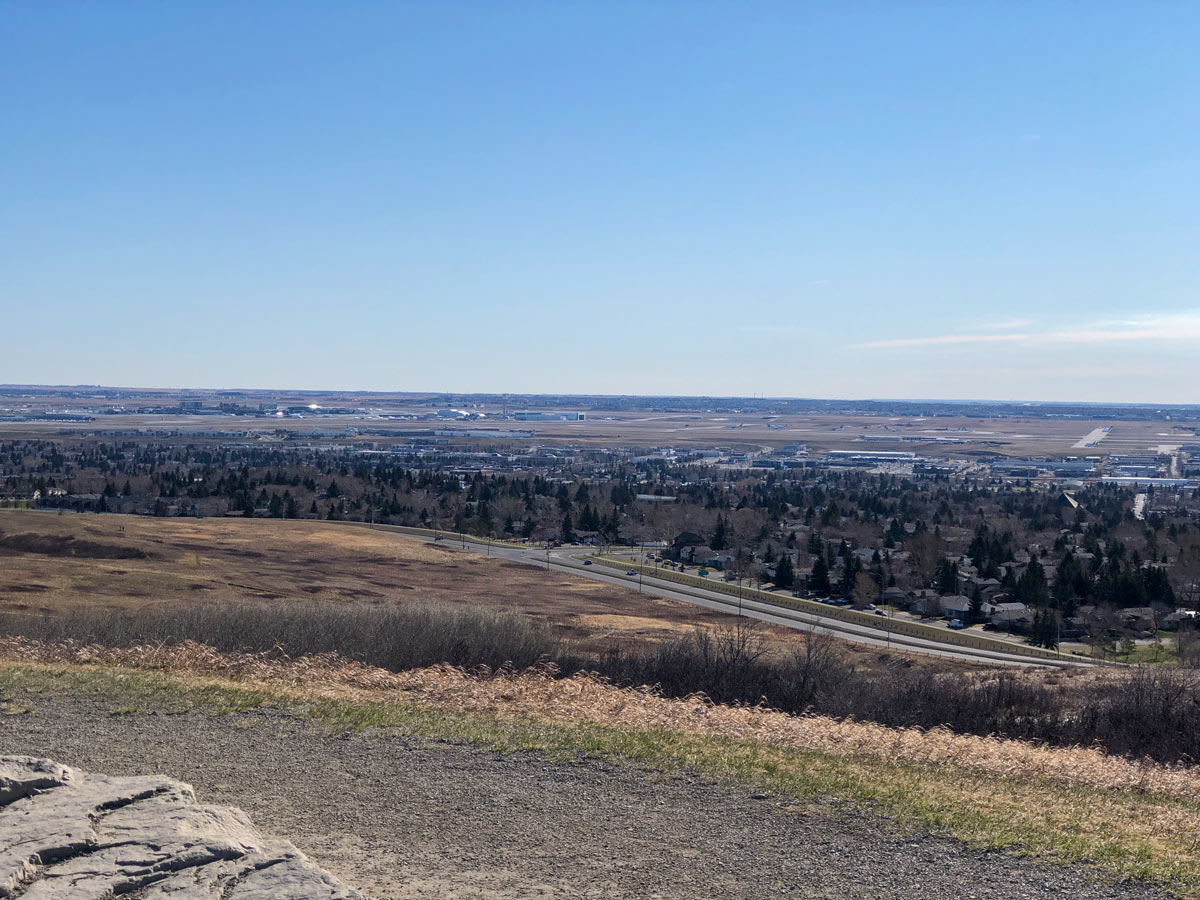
[1,646,1197,898]
[0,509,756,656]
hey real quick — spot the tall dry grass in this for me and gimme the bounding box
[0,602,552,672]
[1,602,1198,763]
[0,635,1196,806]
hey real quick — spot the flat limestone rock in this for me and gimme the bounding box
[0,755,363,899]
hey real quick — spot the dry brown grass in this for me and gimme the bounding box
[1,636,1193,805]
[0,511,721,652]
[0,509,946,669]
[4,638,1199,893]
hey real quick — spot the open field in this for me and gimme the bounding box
[0,650,1191,898]
[3,504,1200,894]
[1,407,1192,457]
[501,414,1194,457]
[0,509,854,661]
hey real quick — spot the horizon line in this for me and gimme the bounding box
[2,384,1199,409]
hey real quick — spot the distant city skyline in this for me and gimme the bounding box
[6,384,1200,410]
[3,3,1198,403]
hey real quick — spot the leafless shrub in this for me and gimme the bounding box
[1176,626,1200,668]
[0,601,553,673]
[2,603,1199,762]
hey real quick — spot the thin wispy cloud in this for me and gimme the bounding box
[980,318,1034,330]
[857,311,1200,350]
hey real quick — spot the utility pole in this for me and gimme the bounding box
[881,579,891,650]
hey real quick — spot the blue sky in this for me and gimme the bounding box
[3,3,1198,402]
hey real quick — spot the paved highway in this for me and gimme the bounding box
[394,530,1087,669]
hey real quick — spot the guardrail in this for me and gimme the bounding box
[589,555,1078,662]
[6,506,1084,663]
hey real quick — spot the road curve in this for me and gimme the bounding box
[397,532,1085,669]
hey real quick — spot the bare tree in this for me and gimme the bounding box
[1173,539,1200,608]
[1177,626,1200,667]
[854,570,879,607]
[691,619,768,697]
[715,618,767,675]
[905,531,947,588]
[785,628,848,707]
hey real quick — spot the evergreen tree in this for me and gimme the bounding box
[1031,607,1060,650]
[774,554,795,589]
[1017,558,1051,608]
[712,515,728,551]
[810,555,832,596]
[935,559,959,595]
[839,554,862,597]
[968,584,984,623]
[808,530,822,554]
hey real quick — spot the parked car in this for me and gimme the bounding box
[947,619,965,630]
[625,569,637,576]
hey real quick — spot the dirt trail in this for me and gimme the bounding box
[0,693,1173,900]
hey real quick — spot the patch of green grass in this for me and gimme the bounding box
[0,665,277,715]
[1,662,1197,897]
[1119,638,1179,666]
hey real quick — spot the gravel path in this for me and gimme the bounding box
[0,693,1174,900]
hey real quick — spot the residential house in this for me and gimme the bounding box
[990,602,1033,631]
[938,595,973,619]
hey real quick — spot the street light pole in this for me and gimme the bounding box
[880,580,891,651]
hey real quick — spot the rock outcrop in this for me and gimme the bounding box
[0,755,363,898]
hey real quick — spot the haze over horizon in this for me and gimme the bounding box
[4,4,1198,403]
[8,383,1200,410]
